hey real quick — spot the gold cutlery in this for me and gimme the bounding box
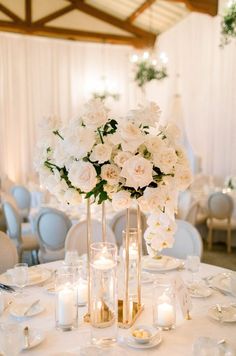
[23,326,30,349]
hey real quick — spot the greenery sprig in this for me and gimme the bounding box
[220,2,236,47]
[135,61,168,88]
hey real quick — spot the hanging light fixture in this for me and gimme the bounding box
[130,5,168,89]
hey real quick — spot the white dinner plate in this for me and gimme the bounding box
[0,266,52,287]
[22,328,45,350]
[208,304,236,323]
[210,273,235,296]
[141,272,155,284]
[10,301,44,318]
[125,333,162,349]
[188,283,212,298]
[142,255,182,272]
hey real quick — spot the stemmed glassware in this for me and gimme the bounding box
[13,263,29,296]
[186,256,200,284]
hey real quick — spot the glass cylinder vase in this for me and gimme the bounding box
[55,267,78,331]
[90,242,117,346]
[153,278,176,331]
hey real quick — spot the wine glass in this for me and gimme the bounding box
[0,322,22,356]
[186,256,200,284]
[13,263,28,295]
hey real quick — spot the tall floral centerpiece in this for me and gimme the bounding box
[35,98,192,327]
[35,98,192,256]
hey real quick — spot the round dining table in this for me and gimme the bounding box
[0,261,236,356]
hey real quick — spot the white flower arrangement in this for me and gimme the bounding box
[35,99,192,254]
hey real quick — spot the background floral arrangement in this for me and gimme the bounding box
[134,60,168,88]
[220,1,236,47]
[225,176,236,190]
[35,99,192,255]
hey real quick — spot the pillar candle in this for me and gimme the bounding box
[58,288,74,326]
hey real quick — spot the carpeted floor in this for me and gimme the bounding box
[202,242,236,271]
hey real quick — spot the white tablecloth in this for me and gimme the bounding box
[1,262,236,356]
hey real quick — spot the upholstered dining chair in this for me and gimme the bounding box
[65,219,116,255]
[2,201,39,262]
[11,185,31,221]
[207,192,236,253]
[162,220,203,259]
[35,207,72,263]
[110,209,148,254]
[0,231,19,273]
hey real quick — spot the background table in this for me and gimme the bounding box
[1,261,235,356]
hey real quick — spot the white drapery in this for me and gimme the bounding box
[0,12,236,184]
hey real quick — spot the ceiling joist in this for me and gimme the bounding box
[167,0,218,16]
[0,20,148,48]
[127,0,157,23]
[0,0,218,48]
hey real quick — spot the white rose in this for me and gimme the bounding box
[121,156,153,190]
[101,164,120,185]
[145,135,165,155]
[163,123,181,144]
[143,186,168,213]
[82,98,109,129]
[130,102,161,128]
[118,121,144,152]
[63,188,82,206]
[114,151,132,167]
[103,184,118,199]
[112,191,131,211]
[153,147,178,174]
[63,127,96,160]
[90,143,112,163]
[68,161,97,192]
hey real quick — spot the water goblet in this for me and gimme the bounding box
[13,263,29,296]
[186,256,200,284]
[64,250,79,267]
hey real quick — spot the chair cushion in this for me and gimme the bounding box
[22,234,39,250]
[206,218,236,230]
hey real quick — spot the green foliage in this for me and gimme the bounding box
[92,92,120,101]
[85,179,109,204]
[220,3,236,47]
[135,61,168,88]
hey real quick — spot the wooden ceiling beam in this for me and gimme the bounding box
[0,20,148,48]
[68,0,156,40]
[33,4,75,26]
[167,0,218,16]
[25,0,32,25]
[127,0,156,23]
[0,3,24,23]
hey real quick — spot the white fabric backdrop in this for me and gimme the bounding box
[0,12,236,184]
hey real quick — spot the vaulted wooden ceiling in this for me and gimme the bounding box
[0,0,218,48]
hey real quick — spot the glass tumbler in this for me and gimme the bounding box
[153,279,176,331]
[90,242,118,346]
[55,266,78,331]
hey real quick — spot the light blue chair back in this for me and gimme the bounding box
[11,185,31,216]
[35,208,72,251]
[162,220,203,259]
[2,202,22,245]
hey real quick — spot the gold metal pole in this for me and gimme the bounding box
[87,197,91,317]
[137,205,142,307]
[124,208,130,324]
[102,201,106,242]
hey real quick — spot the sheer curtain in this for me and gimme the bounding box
[0,12,236,184]
[147,13,236,179]
[0,33,137,183]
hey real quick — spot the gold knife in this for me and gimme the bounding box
[24,326,30,349]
